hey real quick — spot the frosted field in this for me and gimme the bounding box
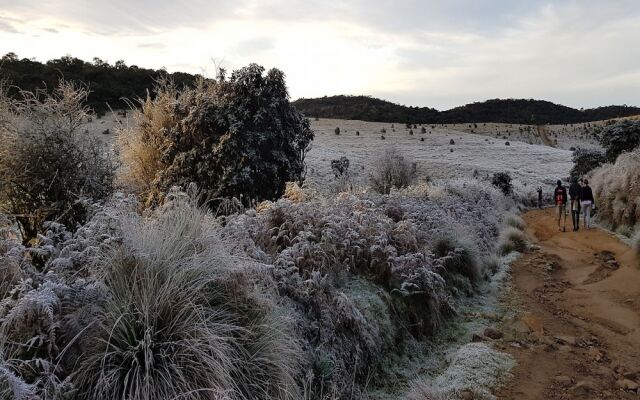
[306,118,573,192]
[89,112,577,194]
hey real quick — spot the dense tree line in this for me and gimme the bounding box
[292,95,640,124]
[0,52,200,112]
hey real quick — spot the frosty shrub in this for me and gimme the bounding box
[407,343,514,400]
[330,156,352,193]
[599,119,640,162]
[432,236,480,284]
[503,213,525,231]
[369,148,415,194]
[76,198,299,400]
[0,178,513,399]
[498,227,527,255]
[491,172,513,196]
[330,156,350,178]
[590,148,640,231]
[0,81,114,241]
[118,64,314,209]
[570,147,607,179]
[219,179,510,398]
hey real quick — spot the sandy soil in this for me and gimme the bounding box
[495,208,640,399]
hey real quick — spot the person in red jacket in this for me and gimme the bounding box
[554,180,568,232]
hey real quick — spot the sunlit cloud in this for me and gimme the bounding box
[0,0,638,109]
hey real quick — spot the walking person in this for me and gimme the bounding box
[537,186,543,209]
[569,177,582,231]
[580,179,595,229]
[554,180,568,232]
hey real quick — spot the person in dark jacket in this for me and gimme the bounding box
[537,186,543,209]
[580,179,595,229]
[569,177,582,231]
[554,180,568,232]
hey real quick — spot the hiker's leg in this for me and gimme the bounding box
[583,203,591,228]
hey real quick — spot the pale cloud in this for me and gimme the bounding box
[0,0,638,109]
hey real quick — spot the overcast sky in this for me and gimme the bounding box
[0,0,638,109]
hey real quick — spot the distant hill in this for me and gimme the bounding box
[293,95,640,125]
[0,53,200,112]
[3,54,639,124]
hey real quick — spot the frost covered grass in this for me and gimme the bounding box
[76,199,299,400]
[498,227,528,255]
[0,175,517,399]
[0,196,299,400]
[304,118,572,195]
[406,343,515,400]
[590,148,640,234]
[503,213,525,231]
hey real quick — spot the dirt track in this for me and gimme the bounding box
[496,208,640,399]
[536,125,554,147]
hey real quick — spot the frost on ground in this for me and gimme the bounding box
[305,118,573,196]
[407,343,515,400]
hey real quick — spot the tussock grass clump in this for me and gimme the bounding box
[432,237,480,284]
[406,343,514,400]
[483,253,502,276]
[503,213,525,231]
[498,227,527,255]
[76,200,299,400]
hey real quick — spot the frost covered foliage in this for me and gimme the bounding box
[599,119,640,162]
[220,178,510,398]
[118,65,314,209]
[406,343,514,400]
[570,147,607,179]
[0,195,298,400]
[369,148,415,194]
[76,198,299,400]
[498,227,527,255]
[591,148,640,233]
[0,81,114,242]
[491,172,513,196]
[1,178,514,399]
[0,198,132,399]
